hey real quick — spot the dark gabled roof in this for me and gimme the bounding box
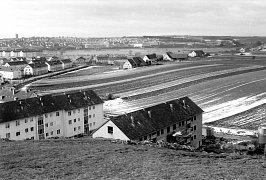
[127,59,137,67]
[109,97,203,140]
[46,60,62,66]
[27,63,48,68]
[76,57,85,60]
[166,52,178,59]
[97,56,109,60]
[5,61,28,66]
[193,50,205,56]
[132,57,147,66]
[0,89,37,102]
[145,53,157,59]
[109,56,128,61]
[0,89,103,123]
[60,59,72,63]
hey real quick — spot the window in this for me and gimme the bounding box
[173,124,176,130]
[50,122,53,126]
[31,137,34,140]
[50,113,53,117]
[194,135,197,140]
[144,136,147,140]
[25,119,28,123]
[38,129,44,134]
[31,127,34,131]
[167,127,170,133]
[30,118,33,122]
[161,129,164,135]
[93,114,95,117]
[78,109,80,113]
[16,131,20,136]
[157,131,160,136]
[93,106,95,109]
[179,122,181,127]
[139,137,143,141]
[89,106,91,110]
[193,116,196,121]
[45,123,48,127]
[108,126,113,134]
[45,114,48,118]
[56,112,59,116]
[74,127,76,131]
[90,123,92,126]
[57,129,60,134]
[93,122,95,126]
[194,126,196,131]
[68,111,71,116]
[51,131,53,135]
[6,133,10,139]
[89,115,91,118]
[74,119,76,123]
[5,123,10,128]
[73,110,75,114]
[182,121,185,126]
[78,118,80,121]
[25,128,29,133]
[78,126,81,130]
[69,120,72,125]
[38,120,43,126]
[46,133,49,137]
[16,121,20,126]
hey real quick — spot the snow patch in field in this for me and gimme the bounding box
[211,126,256,136]
[104,98,125,108]
[203,93,266,123]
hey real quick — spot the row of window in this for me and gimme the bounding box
[6,133,34,139]
[68,106,96,116]
[45,129,61,137]
[45,111,60,118]
[6,118,34,128]
[68,118,81,125]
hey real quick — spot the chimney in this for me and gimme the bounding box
[148,111,151,118]
[170,103,173,112]
[130,115,135,126]
[182,100,186,108]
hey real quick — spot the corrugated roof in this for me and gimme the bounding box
[28,63,47,68]
[109,97,203,140]
[146,53,157,59]
[60,59,72,63]
[46,60,62,65]
[0,89,103,123]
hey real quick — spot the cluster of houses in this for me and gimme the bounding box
[122,50,208,69]
[0,89,203,149]
[0,57,73,80]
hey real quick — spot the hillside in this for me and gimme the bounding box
[0,138,265,180]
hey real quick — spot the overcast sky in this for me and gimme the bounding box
[1,0,266,38]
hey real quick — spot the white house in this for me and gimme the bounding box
[0,89,104,140]
[0,66,23,80]
[60,59,73,69]
[93,97,203,149]
[45,60,63,72]
[4,60,28,70]
[24,63,48,76]
[122,59,137,69]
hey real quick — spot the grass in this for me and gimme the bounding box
[1,138,266,180]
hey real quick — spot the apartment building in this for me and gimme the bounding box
[93,97,203,148]
[0,89,104,140]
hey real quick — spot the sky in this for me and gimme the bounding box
[1,0,266,38]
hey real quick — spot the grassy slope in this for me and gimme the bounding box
[0,138,265,180]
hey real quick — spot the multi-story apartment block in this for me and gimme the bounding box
[93,97,203,148]
[0,90,104,140]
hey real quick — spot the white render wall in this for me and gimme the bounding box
[0,103,104,140]
[88,104,105,131]
[0,116,37,140]
[123,61,133,69]
[92,120,130,141]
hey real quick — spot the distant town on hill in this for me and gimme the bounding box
[1,35,266,51]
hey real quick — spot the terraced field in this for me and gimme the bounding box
[29,56,266,131]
